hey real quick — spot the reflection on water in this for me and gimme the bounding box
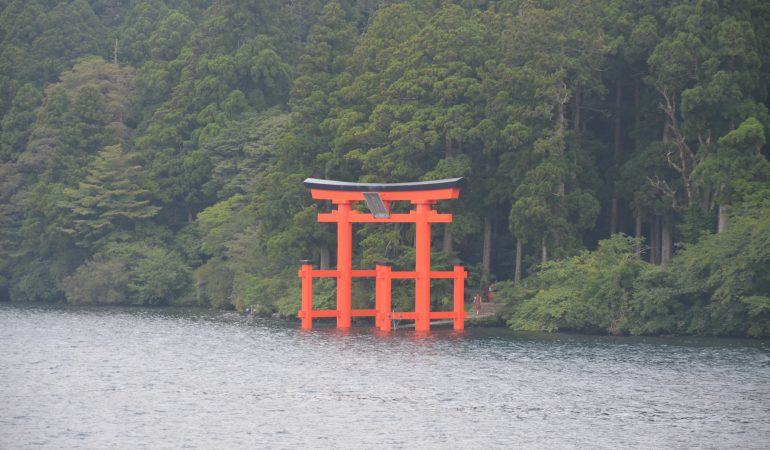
[1,304,769,449]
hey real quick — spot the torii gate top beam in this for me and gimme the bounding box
[303,178,463,203]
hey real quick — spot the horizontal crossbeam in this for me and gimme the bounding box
[301,310,463,320]
[389,311,460,320]
[318,210,452,224]
[298,309,378,319]
[300,269,463,280]
[298,310,337,318]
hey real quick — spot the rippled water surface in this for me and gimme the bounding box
[1,304,769,449]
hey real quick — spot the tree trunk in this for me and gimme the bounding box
[718,204,731,233]
[442,225,453,254]
[702,189,710,214]
[634,78,640,151]
[661,217,672,265]
[572,86,582,131]
[514,238,522,285]
[482,215,492,284]
[541,236,548,264]
[319,246,330,270]
[650,215,660,264]
[442,131,454,256]
[610,79,621,236]
[556,90,567,206]
[610,197,618,235]
[634,208,642,257]
[614,80,622,154]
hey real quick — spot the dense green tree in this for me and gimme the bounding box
[147,11,195,62]
[672,200,770,337]
[500,0,609,265]
[59,144,160,251]
[116,0,172,65]
[133,25,291,222]
[694,117,768,232]
[505,235,650,334]
[0,1,44,110]
[340,3,486,181]
[62,257,130,305]
[280,0,359,175]
[63,242,190,305]
[202,108,290,199]
[0,83,42,161]
[0,162,24,299]
[57,57,136,137]
[11,181,85,302]
[647,0,769,231]
[17,57,133,184]
[30,0,108,82]
[0,0,45,47]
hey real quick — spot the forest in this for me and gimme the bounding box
[0,0,768,337]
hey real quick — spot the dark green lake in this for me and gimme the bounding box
[1,304,768,448]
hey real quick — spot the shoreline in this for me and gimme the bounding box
[3,301,769,341]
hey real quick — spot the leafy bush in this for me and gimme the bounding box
[11,259,70,303]
[193,259,234,309]
[506,235,648,334]
[63,258,129,304]
[671,202,770,337]
[503,202,770,337]
[63,242,190,305]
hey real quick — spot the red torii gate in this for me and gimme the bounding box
[298,178,467,332]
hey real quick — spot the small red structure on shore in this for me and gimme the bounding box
[298,178,467,332]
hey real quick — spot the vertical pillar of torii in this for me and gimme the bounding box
[335,200,353,329]
[375,263,393,331]
[413,201,432,332]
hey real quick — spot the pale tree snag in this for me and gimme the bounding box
[649,216,660,264]
[654,87,699,211]
[634,208,643,257]
[319,246,330,270]
[514,239,522,285]
[718,204,731,233]
[661,216,673,265]
[442,225,452,254]
[482,215,492,283]
[647,175,680,211]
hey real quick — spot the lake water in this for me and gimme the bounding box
[1,304,769,449]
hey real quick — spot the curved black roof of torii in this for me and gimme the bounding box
[303,177,464,192]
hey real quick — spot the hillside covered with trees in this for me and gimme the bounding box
[1,0,768,336]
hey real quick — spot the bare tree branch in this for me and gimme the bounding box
[656,86,696,208]
[648,175,680,211]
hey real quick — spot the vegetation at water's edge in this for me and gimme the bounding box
[0,1,768,337]
[497,203,770,337]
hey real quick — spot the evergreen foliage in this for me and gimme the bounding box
[0,0,767,336]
